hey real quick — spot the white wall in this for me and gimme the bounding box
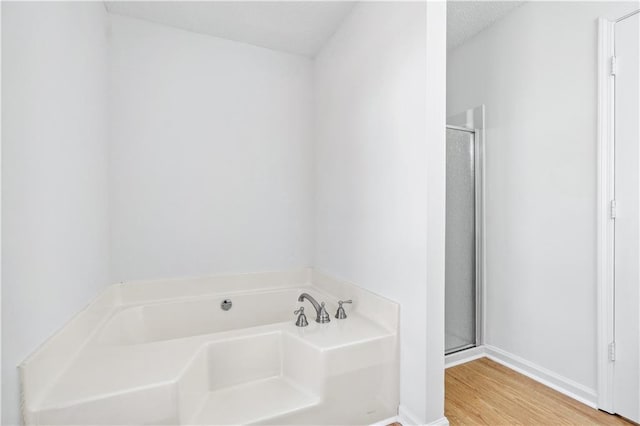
[424,2,447,422]
[109,15,313,282]
[1,3,110,424]
[447,1,638,395]
[314,2,447,423]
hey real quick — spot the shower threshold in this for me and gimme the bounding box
[445,343,476,356]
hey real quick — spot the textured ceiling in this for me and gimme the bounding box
[105,1,356,57]
[447,1,525,50]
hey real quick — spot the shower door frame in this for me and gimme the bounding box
[445,124,485,352]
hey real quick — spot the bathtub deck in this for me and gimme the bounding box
[190,376,320,425]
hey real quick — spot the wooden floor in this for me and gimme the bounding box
[445,358,635,425]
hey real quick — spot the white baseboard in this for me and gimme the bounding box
[445,346,486,368]
[396,406,449,426]
[369,415,400,426]
[427,417,450,426]
[484,345,598,408]
[398,405,421,425]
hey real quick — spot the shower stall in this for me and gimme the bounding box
[445,122,483,355]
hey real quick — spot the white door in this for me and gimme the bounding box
[613,11,640,424]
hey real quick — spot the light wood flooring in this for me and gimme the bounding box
[445,358,635,425]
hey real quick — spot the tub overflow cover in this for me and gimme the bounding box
[220,299,232,311]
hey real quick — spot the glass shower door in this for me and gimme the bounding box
[445,127,477,354]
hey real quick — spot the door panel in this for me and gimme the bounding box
[445,128,476,354]
[613,12,640,423]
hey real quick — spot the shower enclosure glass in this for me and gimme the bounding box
[445,126,478,354]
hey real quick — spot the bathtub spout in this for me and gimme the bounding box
[297,293,331,323]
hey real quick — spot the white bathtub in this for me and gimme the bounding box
[20,270,399,425]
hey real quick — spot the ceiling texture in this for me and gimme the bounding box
[105,1,356,57]
[447,1,525,50]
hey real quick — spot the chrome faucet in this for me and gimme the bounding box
[297,293,331,323]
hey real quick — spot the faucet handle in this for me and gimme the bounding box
[294,306,308,327]
[335,300,352,319]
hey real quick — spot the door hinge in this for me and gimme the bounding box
[609,341,616,361]
[610,200,617,219]
[611,56,618,76]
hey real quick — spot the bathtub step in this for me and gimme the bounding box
[190,376,319,425]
